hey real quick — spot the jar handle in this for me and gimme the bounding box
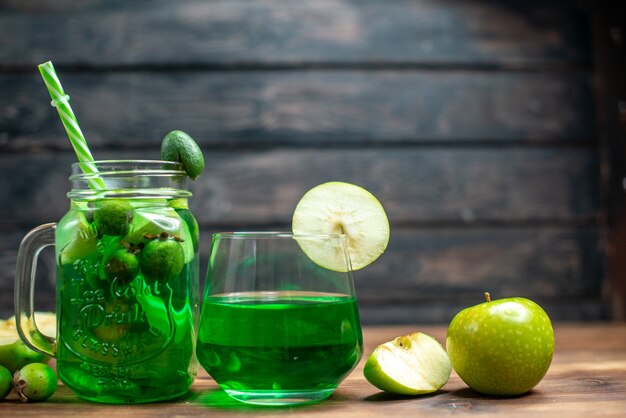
[14,223,57,357]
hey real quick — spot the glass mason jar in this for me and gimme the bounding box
[15,160,200,403]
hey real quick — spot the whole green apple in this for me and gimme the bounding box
[446,293,554,396]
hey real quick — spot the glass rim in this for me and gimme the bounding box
[213,231,347,240]
[67,160,191,199]
[71,160,186,174]
[72,159,184,166]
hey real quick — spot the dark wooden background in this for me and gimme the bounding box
[0,0,623,323]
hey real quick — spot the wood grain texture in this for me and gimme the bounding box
[0,325,624,417]
[358,297,609,324]
[591,2,626,320]
[0,148,599,227]
[0,71,594,150]
[0,0,590,67]
[0,0,609,322]
[0,225,605,322]
[0,230,56,318]
[352,227,603,301]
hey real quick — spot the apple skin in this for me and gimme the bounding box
[446,296,554,396]
[0,314,55,373]
[0,339,49,373]
[363,332,451,395]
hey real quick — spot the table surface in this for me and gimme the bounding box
[1,324,625,417]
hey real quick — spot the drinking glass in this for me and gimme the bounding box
[15,160,200,403]
[197,232,363,405]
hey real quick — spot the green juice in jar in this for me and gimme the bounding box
[55,197,199,403]
[196,291,363,399]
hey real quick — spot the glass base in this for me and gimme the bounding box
[224,388,335,406]
[75,389,189,404]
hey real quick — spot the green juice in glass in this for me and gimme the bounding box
[55,198,199,403]
[197,291,363,400]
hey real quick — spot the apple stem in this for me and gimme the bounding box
[484,292,491,302]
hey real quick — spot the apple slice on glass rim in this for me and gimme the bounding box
[292,182,390,272]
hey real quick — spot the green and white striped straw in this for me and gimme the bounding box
[38,61,105,190]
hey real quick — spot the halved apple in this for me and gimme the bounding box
[364,332,451,395]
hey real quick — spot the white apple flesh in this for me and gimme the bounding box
[364,332,451,395]
[292,182,390,271]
